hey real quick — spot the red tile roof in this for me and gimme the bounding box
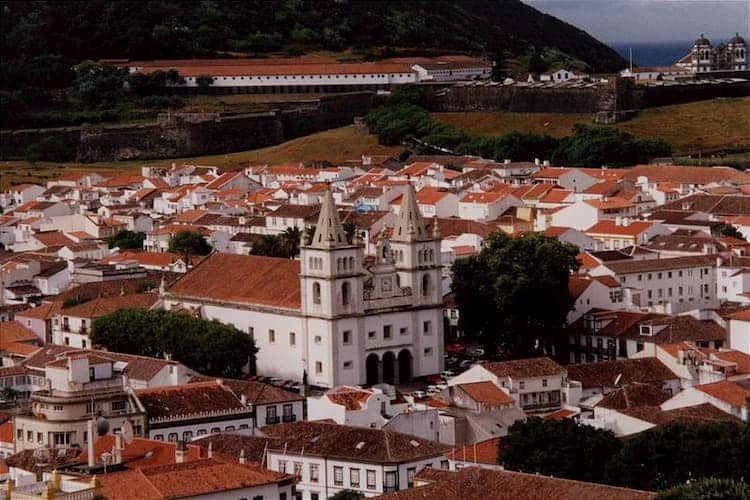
[446,437,501,464]
[456,381,514,406]
[480,357,564,379]
[78,435,202,469]
[695,380,750,407]
[586,220,653,236]
[60,293,158,319]
[167,252,301,310]
[325,386,374,410]
[380,467,654,500]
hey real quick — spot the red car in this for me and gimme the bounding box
[446,343,465,353]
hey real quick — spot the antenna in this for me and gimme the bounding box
[614,373,622,387]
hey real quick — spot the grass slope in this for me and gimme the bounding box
[0,126,402,188]
[432,97,750,156]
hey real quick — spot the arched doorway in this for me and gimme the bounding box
[398,350,413,383]
[382,352,395,385]
[366,354,380,386]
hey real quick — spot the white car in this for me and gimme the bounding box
[412,390,426,399]
[440,370,455,380]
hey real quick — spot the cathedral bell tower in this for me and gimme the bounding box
[300,189,364,318]
[389,183,443,307]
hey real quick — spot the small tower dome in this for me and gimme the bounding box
[694,33,711,46]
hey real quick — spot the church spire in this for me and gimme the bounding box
[392,182,428,242]
[309,189,348,249]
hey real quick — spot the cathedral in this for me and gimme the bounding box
[677,33,747,72]
[162,184,444,388]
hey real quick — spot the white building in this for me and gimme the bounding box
[163,186,444,388]
[197,421,449,499]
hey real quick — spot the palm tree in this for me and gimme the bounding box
[280,226,303,258]
[250,235,283,257]
[343,220,357,244]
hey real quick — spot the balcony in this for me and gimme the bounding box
[266,416,280,425]
[522,401,561,412]
[282,414,296,423]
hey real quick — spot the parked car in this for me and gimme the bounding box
[440,370,455,380]
[459,359,474,369]
[467,347,485,357]
[412,390,426,399]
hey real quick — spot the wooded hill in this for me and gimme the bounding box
[1,0,626,96]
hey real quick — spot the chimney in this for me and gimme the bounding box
[615,216,623,226]
[175,440,187,464]
[240,394,247,406]
[534,158,540,165]
[239,449,246,465]
[114,432,123,464]
[504,159,511,165]
[87,419,96,468]
[207,441,213,459]
[543,160,550,167]
[622,217,631,227]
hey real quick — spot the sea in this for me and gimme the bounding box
[611,40,693,68]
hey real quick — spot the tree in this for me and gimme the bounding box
[91,309,257,377]
[604,421,750,491]
[250,234,283,258]
[656,478,750,500]
[451,231,579,357]
[330,491,365,500]
[343,220,357,244]
[107,230,146,249]
[279,226,302,257]
[72,61,128,105]
[168,230,212,263]
[195,75,214,94]
[499,418,621,483]
[718,223,745,241]
[552,124,672,168]
[1,387,18,401]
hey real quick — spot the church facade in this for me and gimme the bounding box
[162,185,444,388]
[677,33,747,72]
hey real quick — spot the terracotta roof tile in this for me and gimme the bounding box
[695,380,750,407]
[167,253,301,310]
[480,357,564,379]
[566,358,676,389]
[380,467,654,500]
[456,381,514,406]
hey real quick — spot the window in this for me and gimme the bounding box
[316,361,323,374]
[154,434,163,441]
[283,403,294,421]
[422,274,431,296]
[400,327,408,336]
[312,282,321,305]
[168,433,178,442]
[334,466,344,486]
[314,335,322,344]
[385,471,398,492]
[266,406,278,423]
[407,467,416,487]
[368,331,376,339]
[423,321,432,335]
[210,427,220,434]
[424,347,433,356]
[343,361,353,369]
[441,460,450,470]
[343,330,351,344]
[111,400,126,411]
[367,470,376,489]
[310,464,319,482]
[268,329,276,343]
[289,332,296,346]
[350,468,360,488]
[542,379,548,387]
[278,460,287,473]
[294,462,302,478]
[342,282,351,306]
[519,381,525,389]
[384,325,392,339]
[183,431,193,440]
